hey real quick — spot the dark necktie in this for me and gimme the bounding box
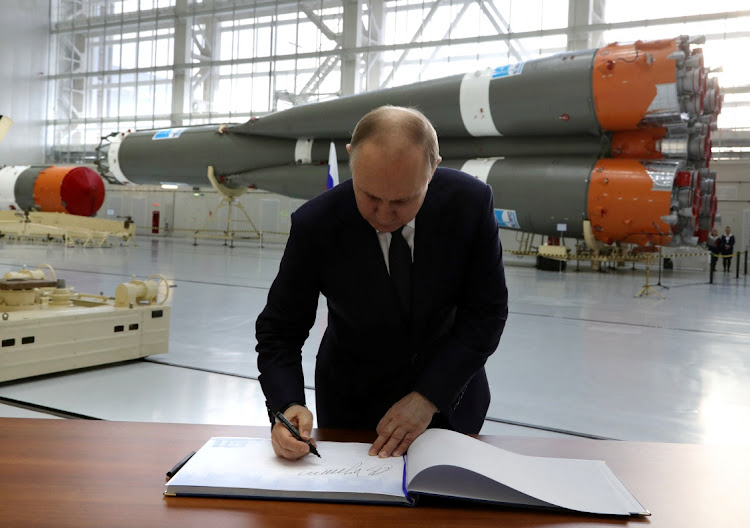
[389,226,412,318]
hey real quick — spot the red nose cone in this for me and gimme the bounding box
[60,167,105,216]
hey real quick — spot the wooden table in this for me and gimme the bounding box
[0,418,747,527]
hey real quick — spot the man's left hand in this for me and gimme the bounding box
[369,391,437,458]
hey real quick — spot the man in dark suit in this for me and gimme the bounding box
[707,228,720,273]
[256,106,508,460]
[721,226,735,272]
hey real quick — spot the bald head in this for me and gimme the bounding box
[346,107,442,233]
[348,106,441,173]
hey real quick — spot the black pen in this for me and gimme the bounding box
[166,451,196,478]
[274,411,321,457]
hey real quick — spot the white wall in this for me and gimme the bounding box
[714,159,750,252]
[0,0,49,164]
[99,184,301,246]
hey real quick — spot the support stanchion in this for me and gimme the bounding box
[193,166,262,248]
[651,224,669,290]
[656,244,669,290]
[736,251,741,279]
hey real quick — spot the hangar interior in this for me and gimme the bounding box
[1,0,750,446]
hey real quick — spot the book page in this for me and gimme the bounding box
[406,429,647,516]
[166,437,409,504]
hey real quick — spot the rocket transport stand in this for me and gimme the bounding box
[193,166,262,248]
[0,265,170,382]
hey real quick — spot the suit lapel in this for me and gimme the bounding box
[332,179,442,329]
[334,184,386,274]
[412,183,444,332]
[332,183,400,319]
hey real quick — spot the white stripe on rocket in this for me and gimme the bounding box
[295,138,314,164]
[0,165,30,209]
[460,158,502,184]
[107,132,132,184]
[459,69,502,137]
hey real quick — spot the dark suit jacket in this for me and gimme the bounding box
[256,167,508,434]
[721,234,735,255]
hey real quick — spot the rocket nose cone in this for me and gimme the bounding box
[60,167,106,216]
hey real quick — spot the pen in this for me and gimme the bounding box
[166,451,196,478]
[274,411,321,458]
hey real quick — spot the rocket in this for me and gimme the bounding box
[96,35,721,247]
[2,114,105,216]
[0,165,105,217]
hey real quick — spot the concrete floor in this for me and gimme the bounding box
[0,236,748,444]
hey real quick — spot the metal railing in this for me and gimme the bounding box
[708,250,748,283]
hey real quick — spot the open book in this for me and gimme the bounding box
[165,428,649,517]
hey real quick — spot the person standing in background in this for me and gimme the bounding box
[707,228,720,273]
[721,226,735,272]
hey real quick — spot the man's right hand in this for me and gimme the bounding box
[271,404,316,460]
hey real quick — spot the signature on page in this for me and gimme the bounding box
[298,461,394,478]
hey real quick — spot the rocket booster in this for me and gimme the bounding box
[97,35,720,247]
[0,165,105,216]
[228,37,709,138]
[101,127,609,186]
[444,157,715,247]
[222,156,713,247]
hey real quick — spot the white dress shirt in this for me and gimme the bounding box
[376,219,415,274]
